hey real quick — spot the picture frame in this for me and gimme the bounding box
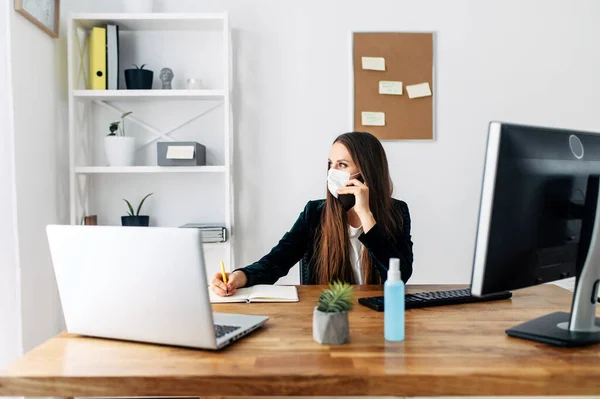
[14,0,60,38]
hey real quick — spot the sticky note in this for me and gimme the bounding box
[379,81,403,95]
[361,112,385,126]
[406,82,432,99]
[166,146,195,160]
[361,57,386,71]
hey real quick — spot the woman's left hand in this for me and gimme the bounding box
[337,179,371,217]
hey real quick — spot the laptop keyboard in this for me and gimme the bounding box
[214,324,241,338]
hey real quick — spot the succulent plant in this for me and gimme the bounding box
[317,281,354,313]
[123,193,153,216]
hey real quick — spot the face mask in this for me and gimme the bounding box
[327,169,361,211]
[327,168,349,199]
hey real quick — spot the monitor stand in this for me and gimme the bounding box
[506,180,600,347]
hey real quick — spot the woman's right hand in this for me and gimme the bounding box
[210,270,247,296]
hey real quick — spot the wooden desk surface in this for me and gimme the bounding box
[1,284,599,397]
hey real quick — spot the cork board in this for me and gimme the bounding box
[353,32,434,140]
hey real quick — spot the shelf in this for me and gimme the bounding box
[71,13,226,31]
[75,166,226,174]
[73,90,225,101]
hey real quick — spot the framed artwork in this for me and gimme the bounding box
[14,0,60,38]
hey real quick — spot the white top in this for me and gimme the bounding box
[348,224,364,284]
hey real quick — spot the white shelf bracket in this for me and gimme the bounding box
[75,101,91,162]
[75,174,90,222]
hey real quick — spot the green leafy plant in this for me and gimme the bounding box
[133,64,147,69]
[123,193,153,216]
[108,111,133,136]
[317,281,354,313]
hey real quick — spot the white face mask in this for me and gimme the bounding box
[327,168,349,198]
[327,169,360,198]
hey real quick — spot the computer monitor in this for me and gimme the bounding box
[471,121,600,347]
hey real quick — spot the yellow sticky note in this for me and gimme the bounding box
[406,82,432,99]
[361,57,386,71]
[379,81,403,95]
[361,112,385,126]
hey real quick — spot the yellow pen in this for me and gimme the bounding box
[220,260,228,295]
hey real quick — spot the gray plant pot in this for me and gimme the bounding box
[313,307,349,345]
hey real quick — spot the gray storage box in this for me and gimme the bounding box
[157,142,206,166]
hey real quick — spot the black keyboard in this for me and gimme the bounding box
[214,324,241,338]
[358,288,512,311]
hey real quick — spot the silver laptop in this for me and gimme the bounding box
[46,224,268,350]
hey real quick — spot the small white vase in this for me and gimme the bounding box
[104,136,136,167]
[123,0,154,13]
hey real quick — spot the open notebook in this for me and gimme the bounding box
[209,285,299,303]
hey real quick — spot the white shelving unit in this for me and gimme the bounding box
[67,12,235,275]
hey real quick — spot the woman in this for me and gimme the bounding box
[211,132,413,296]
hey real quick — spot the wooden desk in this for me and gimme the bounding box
[1,285,599,397]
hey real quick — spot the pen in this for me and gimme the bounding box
[220,260,228,295]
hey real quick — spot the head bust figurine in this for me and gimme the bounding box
[159,68,174,89]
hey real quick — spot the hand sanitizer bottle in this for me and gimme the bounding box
[384,257,405,341]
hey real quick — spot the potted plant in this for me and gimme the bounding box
[125,64,154,90]
[313,281,354,345]
[121,193,153,227]
[104,111,135,166]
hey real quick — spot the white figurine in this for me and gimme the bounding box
[159,68,174,89]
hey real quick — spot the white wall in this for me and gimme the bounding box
[10,5,67,350]
[60,0,600,284]
[0,0,23,369]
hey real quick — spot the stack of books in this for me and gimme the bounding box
[89,24,119,90]
[179,224,227,243]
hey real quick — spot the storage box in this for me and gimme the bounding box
[157,142,206,166]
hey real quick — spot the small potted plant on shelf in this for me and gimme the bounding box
[104,111,135,167]
[125,64,154,90]
[313,281,354,345]
[122,193,153,227]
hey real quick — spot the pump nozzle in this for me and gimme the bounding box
[388,258,401,281]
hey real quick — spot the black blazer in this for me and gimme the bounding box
[237,199,413,286]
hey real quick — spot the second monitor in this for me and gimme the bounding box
[471,121,600,346]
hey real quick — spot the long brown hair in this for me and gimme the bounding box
[313,132,402,284]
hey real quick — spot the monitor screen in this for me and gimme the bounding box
[471,122,600,296]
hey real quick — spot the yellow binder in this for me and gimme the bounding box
[89,26,106,90]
